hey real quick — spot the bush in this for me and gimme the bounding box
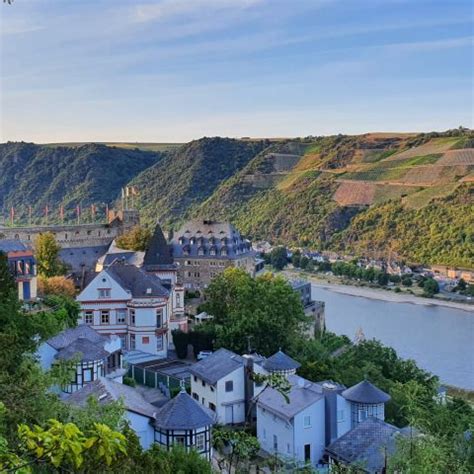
[394,287,401,293]
[123,376,136,387]
[422,278,439,297]
[172,330,189,359]
[38,276,76,297]
[401,276,413,287]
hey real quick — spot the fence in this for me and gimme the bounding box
[127,364,188,397]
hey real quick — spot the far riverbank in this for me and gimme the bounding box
[282,270,474,313]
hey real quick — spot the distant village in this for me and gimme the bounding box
[0,208,470,472]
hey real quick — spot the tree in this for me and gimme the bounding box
[115,226,152,251]
[401,275,413,287]
[292,253,301,268]
[457,278,467,291]
[377,272,389,286]
[299,256,309,270]
[213,428,260,473]
[201,268,308,355]
[35,232,65,277]
[422,278,439,297]
[0,252,16,301]
[38,275,76,297]
[171,329,189,359]
[269,246,288,271]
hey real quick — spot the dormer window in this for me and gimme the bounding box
[220,247,228,256]
[190,237,196,245]
[198,246,205,256]
[178,236,185,245]
[209,246,217,256]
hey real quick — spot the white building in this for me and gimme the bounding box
[77,262,171,357]
[189,348,247,425]
[37,326,124,393]
[67,377,157,449]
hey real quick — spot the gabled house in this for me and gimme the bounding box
[37,326,123,393]
[256,374,326,467]
[67,377,157,449]
[189,348,246,425]
[154,389,216,460]
[77,262,171,356]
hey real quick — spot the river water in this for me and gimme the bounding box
[311,286,474,390]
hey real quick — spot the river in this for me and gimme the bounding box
[311,285,474,390]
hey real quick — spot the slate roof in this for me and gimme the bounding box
[55,338,110,362]
[105,262,169,298]
[46,326,107,350]
[154,391,215,430]
[342,380,391,404]
[262,350,301,372]
[59,245,108,273]
[171,219,253,260]
[101,251,144,268]
[0,240,28,253]
[67,378,157,419]
[326,417,404,473]
[189,348,245,385]
[143,224,175,269]
[257,374,324,420]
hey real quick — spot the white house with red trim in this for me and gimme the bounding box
[77,262,172,356]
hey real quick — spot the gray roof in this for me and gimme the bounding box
[101,251,144,268]
[189,348,244,385]
[262,350,301,372]
[143,224,175,270]
[171,219,253,260]
[326,417,404,473]
[67,378,157,419]
[154,391,215,430]
[257,374,324,420]
[0,239,28,253]
[105,262,169,298]
[342,380,391,404]
[59,245,108,273]
[46,325,107,350]
[55,338,110,362]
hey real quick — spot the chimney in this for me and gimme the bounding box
[322,382,343,446]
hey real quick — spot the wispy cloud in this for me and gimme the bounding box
[133,0,264,23]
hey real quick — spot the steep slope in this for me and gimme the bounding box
[196,130,473,266]
[0,142,159,220]
[130,137,268,226]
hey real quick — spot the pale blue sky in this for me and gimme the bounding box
[1,0,472,142]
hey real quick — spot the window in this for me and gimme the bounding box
[84,311,93,325]
[98,288,111,299]
[193,393,199,401]
[304,415,311,428]
[142,336,149,344]
[202,380,206,387]
[196,433,205,451]
[304,444,311,462]
[130,334,136,350]
[209,402,216,412]
[273,435,278,452]
[101,310,110,324]
[119,334,127,350]
[156,335,163,351]
[210,386,214,392]
[116,309,126,324]
[83,368,93,383]
[287,443,291,454]
[358,408,368,422]
[201,397,205,405]
[130,309,136,326]
[225,381,233,392]
[175,436,185,446]
[337,410,345,422]
[156,309,163,328]
[263,429,266,440]
[194,376,197,383]
[176,293,182,308]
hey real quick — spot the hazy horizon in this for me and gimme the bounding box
[1,0,472,143]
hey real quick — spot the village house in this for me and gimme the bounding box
[37,326,124,393]
[170,220,256,290]
[67,377,158,449]
[189,348,247,425]
[76,262,171,356]
[0,240,37,300]
[154,388,216,460]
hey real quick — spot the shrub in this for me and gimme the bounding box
[123,376,136,387]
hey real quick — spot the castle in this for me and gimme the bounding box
[0,209,139,249]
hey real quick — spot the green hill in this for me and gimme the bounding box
[129,137,268,226]
[0,142,159,221]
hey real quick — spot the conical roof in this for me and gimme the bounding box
[143,224,174,268]
[262,350,301,372]
[154,391,215,430]
[341,380,391,404]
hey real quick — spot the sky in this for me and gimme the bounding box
[0,0,472,143]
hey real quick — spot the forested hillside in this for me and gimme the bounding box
[129,137,268,226]
[0,142,159,221]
